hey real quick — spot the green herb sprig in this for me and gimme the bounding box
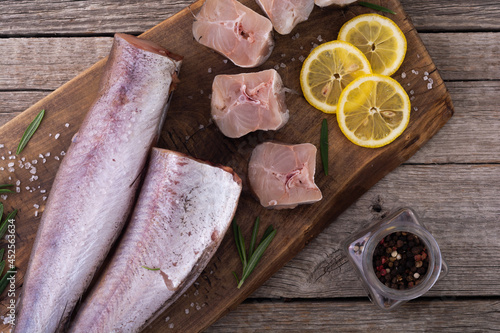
[320,119,329,176]
[0,267,16,295]
[17,109,45,155]
[358,1,396,15]
[0,209,17,240]
[0,185,14,194]
[141,266,161,271]
[232,217,277,289]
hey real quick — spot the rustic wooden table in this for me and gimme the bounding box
[1,0,499,332]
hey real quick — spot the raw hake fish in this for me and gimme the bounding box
[69,148,242,333]
[193,0,274,68]
[14,34,182,333]
[255,0,314,35]
[315,0,356,7]
[211,69,288,138]
[248,142,322,209]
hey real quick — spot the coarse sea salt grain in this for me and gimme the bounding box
[223,59,228,64]
[35,211,38,217]
[207,68,212,73]
[0,167,4,171]
[299,55,305,62]
[274,64,280,70]
[16,180,21,186]
[0,144,3,148]
[55,133,60,140]
[45,152,51,157]
[65,123,70,127]
[34,204,39,209]
[42,196,47,201]
[410,90,414,95]
[401,72,406,79]
[423,76,428,81]
[280,63,286,68]
[281,53,286,58]
[61,151,66,156]
[30,167,37,174]
[8,156,15,160]
[55,156,60,161]
[169,323,174,329]
[427,83,433,90]
[1,156,4,160]
[40,189,46,193]
[414,107,419,111]
[7,162,14,168]
[185,309,189,314]
[16,187,20,193]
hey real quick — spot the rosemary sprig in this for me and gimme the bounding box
[358,1,396,15]
[16,109,45,155]
[0,185,14,194]
[0,267,16,295]
[320,119,329,176]
[232,217,277,289]
[141,265,160,271]
[0,210,17,239]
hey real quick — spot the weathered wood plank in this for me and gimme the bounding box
[1,32,499,91]
[252,163,500,298]
[205,299,500,332]
[1,0,500,35]
[0,91,49,126]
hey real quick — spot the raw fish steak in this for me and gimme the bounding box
[14,34,182,333]
[193,0,274,68]
[248,142,322,209]
[211,69,288,138]
[315,0,356,7]
[69,148,242,333]
[255,0,314,35]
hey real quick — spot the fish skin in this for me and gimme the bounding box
[255,0,315,35]
[314,0,357,7]
[69,148,242,333]
[248,142,322,209]
[14,34,181,333]
[211,69,288,138]
[193,0,274,68]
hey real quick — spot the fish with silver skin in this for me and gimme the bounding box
[14,34,182,333]
[248,142,322,209]
[255,0,315,35]
[211,69,289,138]
[193,0,274,68]
[69,148,242,333]
[315,0,357,7]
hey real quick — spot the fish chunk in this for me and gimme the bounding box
[211,69,289,138]
[14,34,182,333]
[256,0,315,35]
[193,0,275,68]
[315,0,356,7]
[248,142,322,209]
[69,148,242,333]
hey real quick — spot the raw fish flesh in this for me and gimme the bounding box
[14,34,182,333]
[211,69,288,138]
[193,0,275,68]
[248,142,322,209]
[255,0,315,35]
[315,0,356,7]
[69,148,242,333]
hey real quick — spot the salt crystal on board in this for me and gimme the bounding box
[55,133,60,139]
[65,123,70,127]
[207,68,212,73]
[401,72,406,79]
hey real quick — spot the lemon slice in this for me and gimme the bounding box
[337,74,410,148]
[300,40,372,114]
[338,14,407,76]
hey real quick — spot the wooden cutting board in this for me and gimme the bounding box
[0,0,453,331]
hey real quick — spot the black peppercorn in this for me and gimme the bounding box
[373,232,429,290]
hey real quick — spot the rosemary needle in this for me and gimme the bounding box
[17,109,45,155]
[320,119,329,176]
[141,266,160,271]
[232,218,277,289]
[358,1,396,15]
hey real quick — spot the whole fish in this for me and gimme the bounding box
[14,34,182,333]
[192,0,274,68]
[211,69,289,138]
[248,142,322,209]
[255,0,315,35]
[69,148,242,333]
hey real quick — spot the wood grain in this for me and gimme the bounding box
[0,1,454,332]
[3,32,500,90]
[1,0,500,35]
[205,299,500,332]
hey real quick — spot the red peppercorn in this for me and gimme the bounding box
[380,269,387,276]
